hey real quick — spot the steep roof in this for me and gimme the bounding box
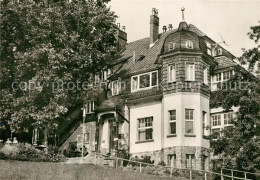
[112,23,223,77]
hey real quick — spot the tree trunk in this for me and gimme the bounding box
[44,127,48,154]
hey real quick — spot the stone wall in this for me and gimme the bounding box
[130,146,210,170]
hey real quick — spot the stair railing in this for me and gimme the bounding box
[82,146,259,180]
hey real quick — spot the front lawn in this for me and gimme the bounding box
[0,160,177,180]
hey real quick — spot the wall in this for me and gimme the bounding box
[163,93,210,149]
[59,121,96,153]
[129,101,162,154]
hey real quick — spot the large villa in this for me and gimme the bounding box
[30,8,245,170]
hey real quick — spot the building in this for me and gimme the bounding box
[59,8,242,170]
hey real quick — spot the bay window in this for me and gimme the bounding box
[138,117,153,141]
[211,114,221,126]
[185,109,194,134]
[131,71,158,92]
[224,112,233,125]
[223,71,232,81]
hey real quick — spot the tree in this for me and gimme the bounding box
[0,0,117,152]
[239,22,260,75]
[210,67,260,175]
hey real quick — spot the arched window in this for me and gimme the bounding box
[186,41,193,49]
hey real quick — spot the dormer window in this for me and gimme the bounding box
[131,71,158,92]
[168,42,175,51]
[217,48,222,56]
[186,41,193,49]
[206,42,212,55]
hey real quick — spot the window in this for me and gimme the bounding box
[85,101,95,114]
[140,73,150,88]
[224,112,233,125]
[94,73,101,84]
[112,80,120,96]
[217,48,222,56]
[223,71,232,81]
[186,41,193,49]
[168,42,175,51]
[186,154,195,169]
[185,109,194,134]
[206,42,212,56]
[131,71,158,92]
[169,110,176,134]
[202,111,207,136]
[212,128,221,139]
[107,69,112,77]
[138,117,153,141]
[215,73,222,90]
[216,73,222,82]
[168,64,176,82]
[132,76,138,91]
[168,154,176,167]
[211,114,221,126]
[203,67,208,84]
[186,63,195,81]
[84,132,90,143]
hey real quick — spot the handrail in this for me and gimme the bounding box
[222,167,260,176]
[91,151,253,180]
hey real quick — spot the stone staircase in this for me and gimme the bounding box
[65,152,115,167]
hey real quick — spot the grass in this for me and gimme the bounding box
[0,160,179,180]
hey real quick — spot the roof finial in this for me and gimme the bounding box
[181,7,185,21]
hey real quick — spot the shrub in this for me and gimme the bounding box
[128,155,154,167]
[158,160,166,166]
[1,143,65,162]
[0,152,6,160]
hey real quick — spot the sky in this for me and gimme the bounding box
[108,0,260,57]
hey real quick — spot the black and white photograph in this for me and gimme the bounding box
[0,0,260,179]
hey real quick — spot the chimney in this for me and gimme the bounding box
[150,8,159,46]
[116,23,127,52]
[162,26,167,32]
[168,24,173,31]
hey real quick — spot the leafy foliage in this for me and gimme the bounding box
[129,155,154,167]
[210,67,260,173]
[0,0,117,147]
[239,22,260,74]
[0,143,65,162]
